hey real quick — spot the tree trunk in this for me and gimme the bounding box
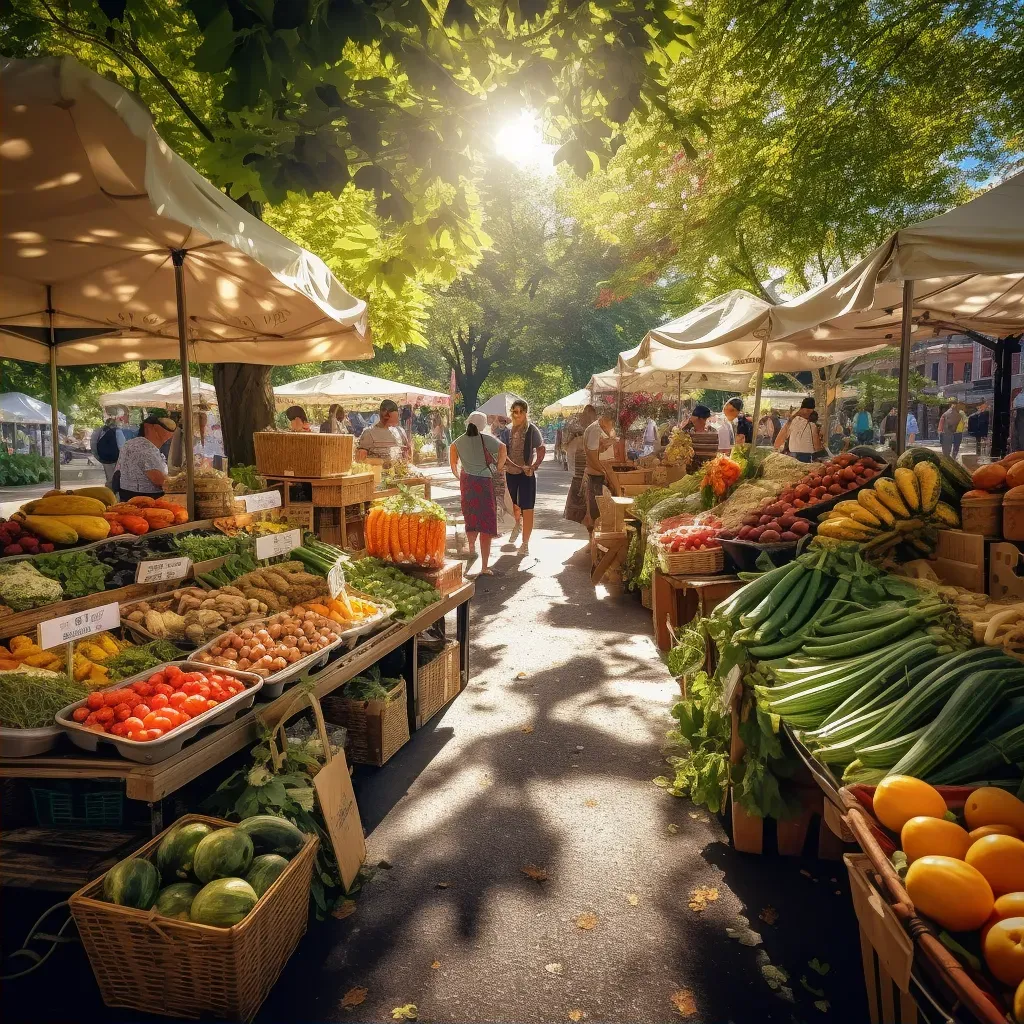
[214,363,275,465]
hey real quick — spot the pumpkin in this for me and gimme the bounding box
[964,788,1024,836]
[972,463,1008,491]
[966,834,1024,895]
[982,918,1024,987]
[873,775,947,833]
[901,816,972,863]
[1008,462,1024,489]
[905,856,994,932]
[961,489,999,500]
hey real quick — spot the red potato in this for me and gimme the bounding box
[759,514,773,526]
[840,467,857,482]
[828,483,844,495]
[760,529,781,543]
[792,498,806,508]
[779,514,797,530]
[790,519,811,535]
[795,484,811,499]
[822,475,834,487]
[748,526,764,541]
[780,531,798,541]
[737,526,753,539]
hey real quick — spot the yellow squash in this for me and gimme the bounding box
[873,478,912,518]
[965,788,1024,836]
[873,775,947,832]
[19,514,77,544]
[914,462,942,513]
[47,515,110,542]
[22,494,107,516]
[930,501,961,528]
[905,855,994,932]
[901,816,972,863]
[894,467,922,511]
[857,489,897,528]
[966,835,1024,896]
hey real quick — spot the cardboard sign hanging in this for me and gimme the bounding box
[313,749,366,892]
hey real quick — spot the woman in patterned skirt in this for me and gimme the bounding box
[563,404,596,524]
[450,411,507,576]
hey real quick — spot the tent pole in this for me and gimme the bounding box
[615,368,622,429]
[675,372,682,426]
[46,285,60,489]
[750,331,769,449]
[172,251,196,520]
[896,280,915,455]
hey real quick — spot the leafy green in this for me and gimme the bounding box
[34,551,109,598]
[0,452,53,487]
[228,465,264,491]
[343,667,403,702]
[0,672,85,729]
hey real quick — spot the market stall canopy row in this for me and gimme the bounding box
[100,375,218,411]
[273,369,450,410]
[0,391,66,425]
[0,56,371,367]
[541,387,592,418]
[473,392,526,417]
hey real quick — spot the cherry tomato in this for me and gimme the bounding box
[168,692,188,709]
[103,690,123,707]
[162,710,183,728]
[183,695,208,716]
[150,693,169,710]
[87,723,107,734]
[133,682,154,698]
[182,682,200,696]
[145,728,164,741]
[124,716,145,733]
[153,683,174,697]
[109,721,128,737]
[86,692,105,710]
[127,728,147,742]
[132,704,151,720]
[150,715,173,732]
[72,707,90,723]
[177,710,191,723]
[148,672,166,687]
[95,707,114,723]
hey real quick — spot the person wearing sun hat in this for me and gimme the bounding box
[112,413,178,500]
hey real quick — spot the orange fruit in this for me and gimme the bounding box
[873,776,947,833]
[901,816,972,863]
[966,835,1024,896]
[905,856,994,932]
[970,824,1021,842]
[965,788,1024,836]
[983,918,1024,987]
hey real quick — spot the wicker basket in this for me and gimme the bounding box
[254,432,353,478]
[657,546,725,575]
[415,639,461,727]
[196,493,238,519]
[69,813,318,1022]
[961,493,1002,538]
[404,559,464,597]
[310,472,375,507]
[322,678,410,766]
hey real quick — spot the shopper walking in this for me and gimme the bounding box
[774,398,817,463]
[953,405,967,458]
[938,403,958,457]
[93,417,128,487]
[564,405,596,524]
[968,401,990,456]
[112,414,177,501]
[503,399,546,556]
[450,411,506,576]
[755,412,775,445]
[431,414,447,462]
[906,411,918,445]
[583,409,616,529]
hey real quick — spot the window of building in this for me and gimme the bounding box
[981,358,993,378]
[963,364,972,383]
[946,363,954,384]
[931,362,939,381]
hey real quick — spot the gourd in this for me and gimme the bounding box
[189,878,258,927]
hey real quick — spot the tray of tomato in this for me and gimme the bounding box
[54,662,262,764]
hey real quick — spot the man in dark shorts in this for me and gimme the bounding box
[504,399,546,556]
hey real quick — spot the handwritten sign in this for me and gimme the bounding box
[242,489,282,513]
[313,747,365,890]
[135,556,191,584]
[39,602,120,649]
[255,529,301,561]
[328,559,347,600]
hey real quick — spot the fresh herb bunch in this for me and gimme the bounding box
[34,551,110,598]
[229,465,265,492]
[0,672,87,728]
[343,666,402,701]
[104,640,184,681]
[173,532,251,562]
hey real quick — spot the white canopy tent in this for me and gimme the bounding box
[0,57,372,501]
[273,370,449,411]
[100,376,219,410]
[541,387,592,418]
[0,392,66,425]
[474,392,526,418]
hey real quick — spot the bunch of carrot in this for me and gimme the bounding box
[365,504,446,567]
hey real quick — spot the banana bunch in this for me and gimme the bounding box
[663,427,694,469]
[813,462,960,559]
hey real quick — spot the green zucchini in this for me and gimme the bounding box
[780,569,829,636]
[739,562,807,628]
[929,721,1024,785]
[814,605,908,636]
[856,726,929,770]
[804,613,938,660]
[753,571,812,641]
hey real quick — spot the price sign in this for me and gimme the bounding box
[242,489,282,513]
[328,559,347,599]
[39,601,120,649]
[135,556,191,584]
[255,529,301,561]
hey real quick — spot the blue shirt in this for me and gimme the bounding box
[854,411,871,433]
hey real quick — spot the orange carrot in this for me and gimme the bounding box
[432,519,444,564]
[409,515,421,563]
[389,511,402,562]
[365,508,379,554]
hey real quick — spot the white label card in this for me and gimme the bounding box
[328,560,347,599]
[39,601,121,649]
[135,556,191,584]
[255,529,301,561]
[242,489,282,512]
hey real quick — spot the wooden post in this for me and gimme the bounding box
[895,280,915,455]
[172,251,196,521]
[46,285,61,489]
[749,330,769,447]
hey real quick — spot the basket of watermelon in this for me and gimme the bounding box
[69,813,317,1021]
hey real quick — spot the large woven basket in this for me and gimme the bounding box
[69,813,318,1022]
[658,546,725,575]
[415,640,461,727]
[322,678,410,766]
[254,432,353,478]
[310,472,375,507]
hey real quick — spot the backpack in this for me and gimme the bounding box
[96,426,120,464]
[735,414,753,443]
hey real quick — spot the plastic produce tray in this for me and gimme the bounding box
[54,662,262,764]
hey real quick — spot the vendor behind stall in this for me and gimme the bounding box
[112,414,177,500]
[286,406,313,432]
[357,399,411,463]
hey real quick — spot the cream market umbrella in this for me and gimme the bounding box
[474,392,526,417]
[100,375,219,410]
[541,387,592,418]
[0,56,371,499]
[274,369,450,410]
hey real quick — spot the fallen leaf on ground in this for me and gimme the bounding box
[521,724,535,734]
[435,881,450,889]
[725,915,762,947]
[814,1000,831,1013]
[688,886,719,912]
[761,964,789,990]
[670,988,697,1017]
[667,823,679,834]
[759,905,778,925]
[568,1010,585,1021]
[332,900,357,920]
[800,976,825,998]
[575,912,598,930]
[627,893,640,906]
[584,798,598,807]
[431,961,441,970]
[522,863,548,882]
[392,1004,418,1020]
[545,963,564,975]
[341,987,367,1010]
[652,776,671,788]
[515,671,527,679]
[808,958,831,976]
[478,775,492,788]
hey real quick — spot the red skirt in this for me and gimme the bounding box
[460,471,498,536]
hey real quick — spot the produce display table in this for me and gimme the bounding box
[0,582,475,840]
[651,570,743,652]
[374,475,432,500]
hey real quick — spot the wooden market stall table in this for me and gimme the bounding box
[651,570,743,652]
[0,581,475,886]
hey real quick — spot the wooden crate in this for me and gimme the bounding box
[415,640,460,728]
[322,678,410,766]
[254,432,353,478]
[651,570,743,652]
[404,559,464,596]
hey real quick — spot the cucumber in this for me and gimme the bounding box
[739,562,807,628]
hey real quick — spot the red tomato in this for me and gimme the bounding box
[95,707,114,723]
[103,690,123,707]
[133,682,154,697]
[197,684,211,699]
[132,704,151,720]
[150,715,173,732]
[163,710,183,728]
[169,692,188,709]
[114,704,132,721]
[124,716,145,732]
[144,728,164,741]
[86,691,105,710]
[205,699,217,711]
[127,728,148,742]
[183,695,208,716]
[72,706,90,723]
[110,721,128,737]
[87,723,107,734]
[182,681,200,696]
[177,710,191,723]
[150,693,169,710]
[148,672,166,687]
[153,683,174,697]
[142,712,162,729]
[165,664,183,680]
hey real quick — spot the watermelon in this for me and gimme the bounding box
[193,828,254,884]
[155,882,201,920]
[245,854,289,898]
[156,821,213,882]
[896,447,940,470]
[190,878,258,927]
[103,857,160,910]
[235,815,305,857]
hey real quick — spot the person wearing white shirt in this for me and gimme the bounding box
[583,412,615,529]
[774,398,818,463]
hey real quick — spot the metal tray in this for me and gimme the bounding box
[54,661,262,764]
[0,724,62,758]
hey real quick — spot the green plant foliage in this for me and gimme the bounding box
[0,452,54,487]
